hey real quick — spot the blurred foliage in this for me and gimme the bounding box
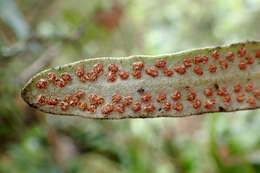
[0,0,260,172]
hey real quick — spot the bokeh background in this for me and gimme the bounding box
[1,0,260,172]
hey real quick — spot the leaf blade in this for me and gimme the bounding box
[21,41,260,119]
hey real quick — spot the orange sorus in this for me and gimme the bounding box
[145,66,158,77]
[101,104,114,115]
[119,70,129,80]
[68,97,80,107]
[219,59,228,70]
[88,104,97,113]
[132,70,142,79]
[61,72,72,82]
[155,59,166,68]
[108,64,119,73]
[238,47,247,57]
[79,74,88,83]
[132,61,144,71]
[193,55,208,64]
[238,61,247,70]
[187,91,196,101]
[193,65,203,75]
[114,103,125,113]
[233,83,241,93]
[47,96,59,106]
[171,90,181,101]
[201,55,209,64]
[93,63,103,74]
[60,101,69,111]
[85,70,98,81]
[144,103,155,113]
[64,94,73,103]
[131,101,142,112]
[174,64,186,75]
[162,101,171,111]
[173,102,183,112]
[75,90,85,99]
[156,92,166,103]
[236,94,245,103]
[55,78,65,88]
[37,95,47,105]
[192,99,201,109]
[223,95,231,104]
[245,54,254,64]
[36,79,48,89]
[141,93,152,102]
[245,82,253,92]
[183,58,192,68]
[253,89,260,98]
[78,102,88,111]
[163,67,174,76]
[225,51,234,62]
[75,64,85,77]
[96,96,105,105]
[204,88,213,97]
[217,86,228,96]
[247,97,256,107]
[208,64,217,73]
[211,50,220,60]
[47,72,57,82]
[122,96,133,106]
[105,71,117,82]
[204,99,216,109]
[112,93,121,103]
[88,93,98,105]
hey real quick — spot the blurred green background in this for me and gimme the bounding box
[1,0,260,172]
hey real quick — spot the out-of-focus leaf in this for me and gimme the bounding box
[0,0,29,40]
